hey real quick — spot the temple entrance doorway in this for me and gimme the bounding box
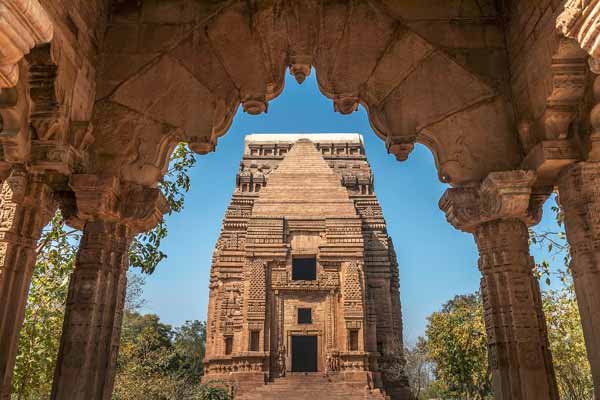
[291,335,318,372]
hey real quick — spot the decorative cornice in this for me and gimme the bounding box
[439,170,544,232]
[0,0,53,87]
[557,0,600,73]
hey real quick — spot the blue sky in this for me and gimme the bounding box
[138,72,564,343]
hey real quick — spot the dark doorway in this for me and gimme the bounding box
[291,335,318,372]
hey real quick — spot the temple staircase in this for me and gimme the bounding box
[236,373,389,400]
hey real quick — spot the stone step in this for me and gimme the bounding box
[236,374,389,400]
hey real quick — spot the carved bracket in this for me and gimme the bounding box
[385,134,417,162]
[520,39,588,185]
[439,170,545,232]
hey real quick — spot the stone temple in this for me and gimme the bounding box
[202,134,412,399]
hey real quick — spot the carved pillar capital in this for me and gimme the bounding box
[0,0,53,88]
[439,170,543,233]
[65,174,168,234]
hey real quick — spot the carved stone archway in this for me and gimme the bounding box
[1,1,600,400]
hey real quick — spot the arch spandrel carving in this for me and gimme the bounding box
[82,0,530,189]
[314,2,398,97]
[89,100,181,186]
[205,2,271,115]
[9,0,599,195]
[420,98,522,185]
[110,55,218,138]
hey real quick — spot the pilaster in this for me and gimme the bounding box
[51,174,167,400]
[0,165,55,400]
[557,161,600,398]
[440,170,559,400]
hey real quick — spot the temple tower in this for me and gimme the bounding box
[203,134,412,399]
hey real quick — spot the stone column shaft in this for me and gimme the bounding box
[0,167,54,400]
[440,170,558,400]
[51,219,132,400]
[558,162,600,398]
[475,219,557,400]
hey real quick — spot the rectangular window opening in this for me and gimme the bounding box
[349,330,359,351]
[224,336,233,355]
[292,256,317,281]
[298,308,312,324]
[250,331,260,351]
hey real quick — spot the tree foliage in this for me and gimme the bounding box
[543,285,593,400]
[11,213,78,400]
[113,313,217,400]
[425,293,492,400]
[404,337,437,400]
[529,195,593,399]
[129,143,197,273]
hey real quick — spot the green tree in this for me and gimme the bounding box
[173,321,207,382]
[544,285,593,400]
[404,336,435,399]
[114,312,179,400]
[113,313,225,400]
[129,143,197,273]
[425,293,491,400]
[11,213,78,400]
[12,143,197,398]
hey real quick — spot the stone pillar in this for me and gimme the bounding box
[558,162,600,398]
[440,170,558,400]
[0,166,54,400]
[51,220,131,400]
[51,175,167,400]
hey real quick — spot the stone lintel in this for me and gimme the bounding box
[439,170,543,232]
[29,140,83,176]
[245,250,288,260]
[521,139,580,187]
